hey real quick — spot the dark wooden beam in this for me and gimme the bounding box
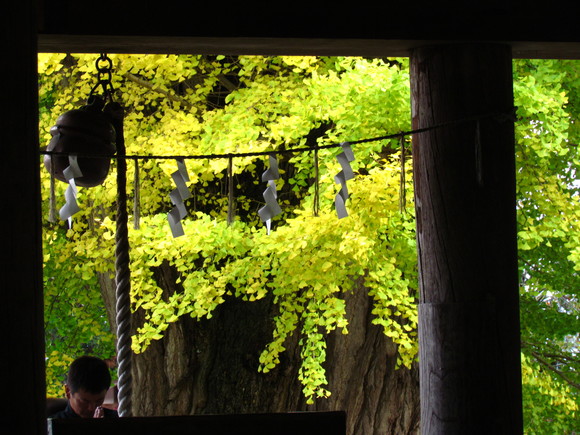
[1,1,46,434]
[37,0,580,58]
[36,34,580,59]
[411,44,522,433]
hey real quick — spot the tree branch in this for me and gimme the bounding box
[530,350,580,390]
[122,72,193,108]
[217,74,238,92]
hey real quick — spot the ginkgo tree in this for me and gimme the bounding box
[514,59,579,433]
[39,54,578,433]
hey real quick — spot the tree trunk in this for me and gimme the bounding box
[98,272,118,332]
[123,264,419,435]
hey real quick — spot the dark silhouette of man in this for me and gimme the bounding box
[49,355,118,418]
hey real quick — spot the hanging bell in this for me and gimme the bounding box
[44,96,116,187]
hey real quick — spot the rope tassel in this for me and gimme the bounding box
[313,146,320,217]
[133,159,141,229]
[227,156,235,225]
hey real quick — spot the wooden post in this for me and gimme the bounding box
[410,45,523,433]
[1,1,46,434]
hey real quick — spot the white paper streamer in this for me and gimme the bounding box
[59,155,83,225]
[167,159,191,238]
[258,155,282,234]
[334,142,355,219]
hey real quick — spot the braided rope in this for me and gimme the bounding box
[107,102,133,417]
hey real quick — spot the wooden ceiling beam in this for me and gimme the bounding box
[37,35,580,59]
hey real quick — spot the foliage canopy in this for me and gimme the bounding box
[39,54,578,431]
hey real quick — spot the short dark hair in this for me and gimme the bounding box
[67,356,111,394]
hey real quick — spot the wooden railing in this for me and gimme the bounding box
[48,411,346,435]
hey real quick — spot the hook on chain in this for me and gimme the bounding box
[89,53,115,103]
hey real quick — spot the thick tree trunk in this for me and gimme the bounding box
[410,44,522,433]
[125,265,419,435]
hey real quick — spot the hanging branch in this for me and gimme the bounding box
[227,156,235,225]
[133,158,141,230]
[399,135,406,213]
[313,145,320,217]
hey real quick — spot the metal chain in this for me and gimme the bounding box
[89,53,115,102]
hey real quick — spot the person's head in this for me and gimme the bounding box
[64,356,112,418]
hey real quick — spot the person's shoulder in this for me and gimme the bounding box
[49,403,78,419]
[103,407,119,418]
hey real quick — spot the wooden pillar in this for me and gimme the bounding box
[1,1,46,434]
[410,45,523,433]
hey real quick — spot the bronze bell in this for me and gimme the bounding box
[44,97,116,187]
